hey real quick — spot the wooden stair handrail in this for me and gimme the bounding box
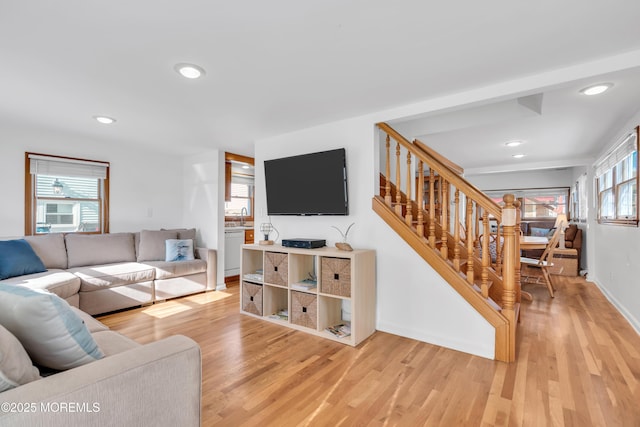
[377,122,502,219]
[413,138,465,176]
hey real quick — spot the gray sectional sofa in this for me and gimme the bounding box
[0,310,202,427]
[0,228,217,315]
[0,229,211,426]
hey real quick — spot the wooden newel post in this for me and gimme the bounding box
[501,193,517,361]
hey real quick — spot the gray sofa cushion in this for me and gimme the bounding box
[92,331,140,357]
[162,228,196,241]
[24,234,67,269]
[0,270,81,300]
[144,259,207,280]
[69,262,156,291]
[66,233,136,268]
[137,230,178,262]
[70,307,109,334]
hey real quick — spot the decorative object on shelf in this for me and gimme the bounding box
[331,222,355,251]
[259,222,275,245]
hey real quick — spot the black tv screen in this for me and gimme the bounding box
[264,148,348,216]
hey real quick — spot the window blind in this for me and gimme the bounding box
[29,154,109,179]
[594,131,637,177]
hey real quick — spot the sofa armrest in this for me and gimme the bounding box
[573,228,583,250]
[0,335,201,427]
[197,247,217,291]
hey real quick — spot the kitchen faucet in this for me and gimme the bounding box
[240,207,248,226]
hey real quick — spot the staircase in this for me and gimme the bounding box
[372,123,521,362]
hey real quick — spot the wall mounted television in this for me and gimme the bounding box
[264,148,348,216]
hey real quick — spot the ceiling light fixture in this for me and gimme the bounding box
[505,140,523,147]
[174,63,206,79]
[512,154,526,159]
[579,83,613,96]
[93,115,116,124]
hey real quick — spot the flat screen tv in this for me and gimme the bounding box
[264,148,348,216]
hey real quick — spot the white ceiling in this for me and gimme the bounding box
[392,66,640,174]
[3,1,640,168]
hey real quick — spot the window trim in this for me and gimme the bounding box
[595,127,639,227]
[24,152,110,235]
[224,152,255,222]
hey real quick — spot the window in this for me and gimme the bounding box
[571,173,588,223]
[25,153,110,235]
[224,152,255,221]
[486,188,569,220]
[595,127,638,226]
[520,188,568,219]
[225,178,254,217]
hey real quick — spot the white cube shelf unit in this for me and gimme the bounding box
[240,244,376,346]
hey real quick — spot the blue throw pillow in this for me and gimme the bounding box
[0,284,103,370]
[0,239,47,280]
[165,239,195,262]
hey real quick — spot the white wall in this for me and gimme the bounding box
[182,150,226,289]
[589,109,640,334]
[0,119,186,237]
[255,117,496,359]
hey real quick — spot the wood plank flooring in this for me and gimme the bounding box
[98,275,640,426]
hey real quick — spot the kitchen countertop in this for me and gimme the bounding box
[225,226,254,231]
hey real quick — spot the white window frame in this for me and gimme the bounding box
[25,153,110,235]
[595,127,638,226]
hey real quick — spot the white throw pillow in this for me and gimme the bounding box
[0,325,40,392]
[165,239,195,262]
[0,284,104,370]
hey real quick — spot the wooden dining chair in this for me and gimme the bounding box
[520,227,562,297]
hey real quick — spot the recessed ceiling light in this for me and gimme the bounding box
[174,63,206,79]
[505,140,523,147]
[242,165,251,169]
[579,83,613,96]
[93,115,116,124]
[512,154,526,159]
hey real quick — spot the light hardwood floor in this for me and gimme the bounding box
[98,275,640,426]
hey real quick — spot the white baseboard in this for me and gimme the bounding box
[591,276,640,336]
[376,320,495,360]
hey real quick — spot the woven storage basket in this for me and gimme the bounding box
[264,252,288,286]
[291,291,317,329]
[551,249,579,277]
[242,282,263,316]
[321,257,351,297]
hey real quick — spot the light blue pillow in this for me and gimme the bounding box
[0,239,46,280]
[530,227,551,237]
[165,239,195,262]
[0,284,104,370]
